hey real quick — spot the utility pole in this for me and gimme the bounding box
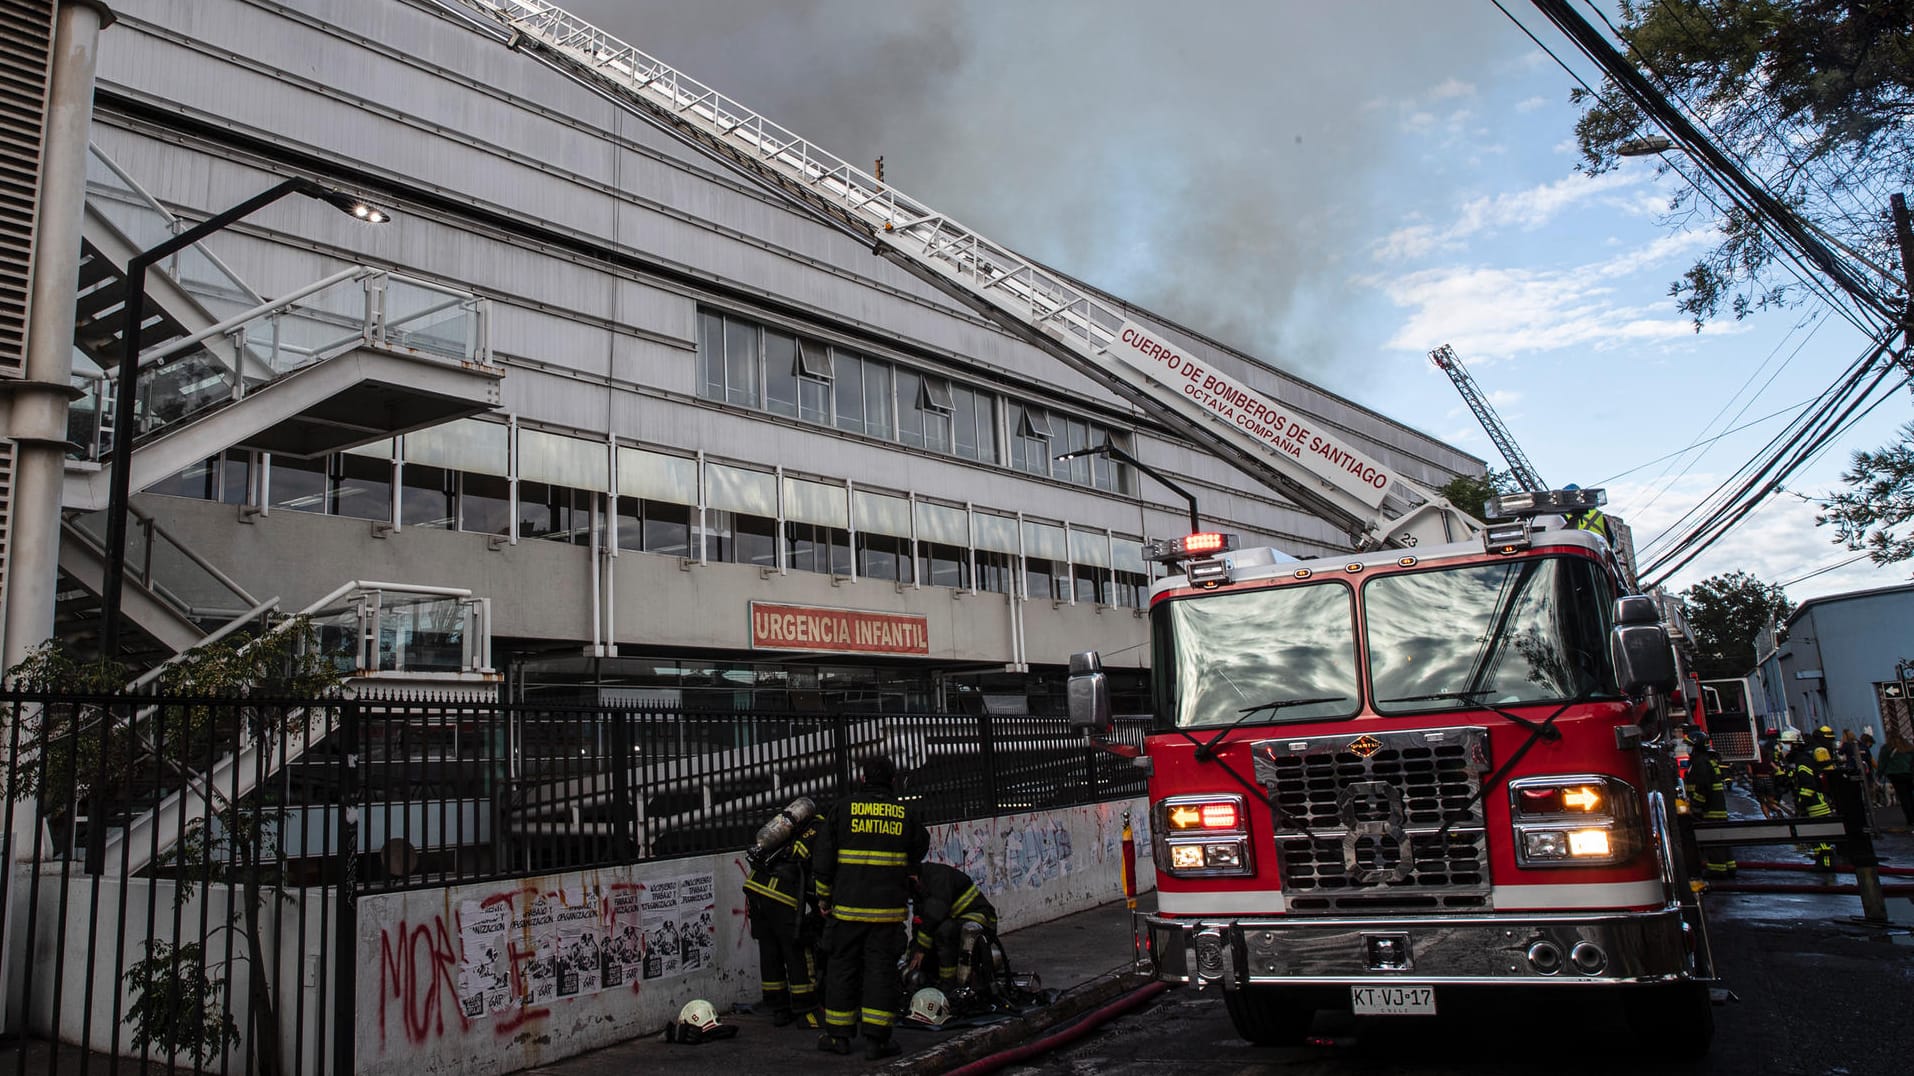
[1890,193,1913,373]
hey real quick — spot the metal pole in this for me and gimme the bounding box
[1891,193,1914,369]
[97,178,326,656]
[1059,440,1202,534]
[0,0,113,673]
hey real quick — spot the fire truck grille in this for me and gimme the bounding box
[1252,727,1493,915]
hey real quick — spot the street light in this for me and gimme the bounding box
[97,177,391,658]
[1055,439,1202,535]
[1615,135,1675,157]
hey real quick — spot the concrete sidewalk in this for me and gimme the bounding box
[525,896,1151,1076]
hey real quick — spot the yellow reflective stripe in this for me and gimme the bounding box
[861,1007,896,1026]
[838,849,909,866]
[813,880,833,897]
[824,1008,857,1028]
[957,910,991,927]
[914,931,934,949]
[938,964,959,979]
[744,879,798,908]
[951,885,981,915]
[761,979,787,991]
[832,904,907,922]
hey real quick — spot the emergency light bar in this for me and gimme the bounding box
[1487,487,1607,519]
[1144,532,1238,564]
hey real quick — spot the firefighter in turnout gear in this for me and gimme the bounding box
[1792,742,1838,871]
[812,756,928,1061]
[1686,731,1735,878]
[743,799,824,1028]
[907,861,999,992]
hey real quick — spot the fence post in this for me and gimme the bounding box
[979,712,999,816]
[334,700,360,1075]
[610,710,635,859]
[831,713,853,798]
[1830,771,1888,923]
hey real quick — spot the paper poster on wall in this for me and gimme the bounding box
[601,885,645,987]
[517,890,559,1004]
[553,888,602,997]
[676,872,716,973]
[641,877,681,980]
[456,899,509,1019]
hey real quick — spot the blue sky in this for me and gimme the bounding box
[578,0,1910,602]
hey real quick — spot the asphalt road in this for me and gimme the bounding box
[1017,863,1914,1076]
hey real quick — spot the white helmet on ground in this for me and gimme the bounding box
[679,999,720,1032]
[907,987,950,1027]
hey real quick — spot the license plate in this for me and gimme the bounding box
[1350,985,1436,1016]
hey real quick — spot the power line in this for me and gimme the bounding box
[1778,551,1874,589]
[1593,398,1811,485]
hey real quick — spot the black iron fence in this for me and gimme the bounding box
[0,686,1149,1074]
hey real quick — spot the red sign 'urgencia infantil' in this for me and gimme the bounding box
[749,602,930,655]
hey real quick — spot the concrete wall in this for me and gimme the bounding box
[355,795,1151,1076]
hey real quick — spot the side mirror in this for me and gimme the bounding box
[1611,623,1677,697]
[1614,595,1660,626]
[1066,651,1112,735]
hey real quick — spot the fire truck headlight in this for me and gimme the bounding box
[1205,843,1243,870]
[1567,829,1611,857]
[1523,830,1568,860]
[1171,845,1206,870]
[1509,775,1641,868]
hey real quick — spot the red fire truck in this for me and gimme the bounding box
[1069,494,1714,1053]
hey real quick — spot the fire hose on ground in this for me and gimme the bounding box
[942,980,1173,1076]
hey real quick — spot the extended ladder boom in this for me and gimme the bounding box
[1429,344,1546,493]
[450,0,1480,548]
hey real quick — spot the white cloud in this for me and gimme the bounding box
[1515,95,1549,113]
[1367,231,1719,360]
[1371,171,1650,262]
[1428,77,1475,101]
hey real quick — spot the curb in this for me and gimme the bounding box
[885,967,1153,1075]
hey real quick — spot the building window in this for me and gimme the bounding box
[951,384,998,464]
[698,310,761,407]
[520,483,593,545]
[333,451,392,521]
[270,454,330,513]
[977,550,1017,595]
[461,473,512,536]
[918,542,969,589]
[616,497,694,557]
[895,369,954,452]
[704,510,776,567]
[786,522,851,575]
[857,532,914,583]
[402,464,455,528]
[1009,404,1051,476]
[150,450,252,504]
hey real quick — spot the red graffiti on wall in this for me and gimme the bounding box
[377,916,470,1046]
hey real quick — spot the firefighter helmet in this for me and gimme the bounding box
[1780,728,1804,744]
[1816,725,1835,738]
[907,987,950,1027]
[1813,747,1832,764]
[1687,730,1710,748]
[679,1000,720,1032]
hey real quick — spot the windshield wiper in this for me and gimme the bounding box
[1194,695,1348,761]
[1378,689,1563,741]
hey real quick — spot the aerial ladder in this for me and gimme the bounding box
[1428,344,1546,493]
[445,0,1480,551]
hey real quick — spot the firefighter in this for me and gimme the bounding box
[1685,731,1735,878]
[743,800,824,1029]
[907,861,999,994]
[1560,483,1610,541]
[812,756,928,1061]
[1791,740,1837,871]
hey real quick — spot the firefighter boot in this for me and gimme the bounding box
[816,1033,851,1055]
[865,1037,902,1061]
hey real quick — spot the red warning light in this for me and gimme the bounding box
[1184,532,1228,554]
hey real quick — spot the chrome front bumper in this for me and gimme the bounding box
[1140,906,1690,989]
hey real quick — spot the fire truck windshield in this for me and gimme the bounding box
[1152,581,1360,729]
[1367,555,1618,714]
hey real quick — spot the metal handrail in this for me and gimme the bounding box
[86,142,267,308]
[66,505,263,613]
[133,266,371,368]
